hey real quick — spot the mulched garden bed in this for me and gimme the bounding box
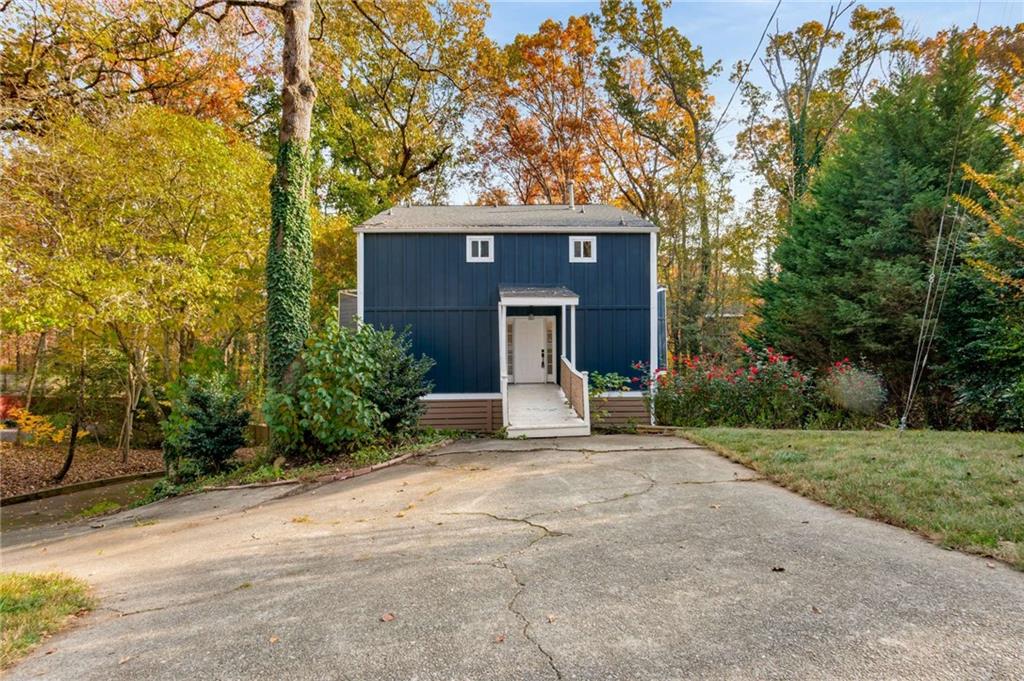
[0,443,163,498]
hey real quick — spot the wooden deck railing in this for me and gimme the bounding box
[559,356,590,425]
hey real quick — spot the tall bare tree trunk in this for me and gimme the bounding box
[111,324,165,422]
[117,364,143,464]
[54,348,86,483]
[24,331,45,411]
[14,331,46,447]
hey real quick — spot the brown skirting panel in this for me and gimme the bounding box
[591,395,649,427]
[420,398,502,432]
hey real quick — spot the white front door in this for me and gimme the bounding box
[512,317,547,383]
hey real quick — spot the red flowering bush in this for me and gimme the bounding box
[642,347,812,428]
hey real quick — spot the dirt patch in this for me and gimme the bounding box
[0,443,162,498]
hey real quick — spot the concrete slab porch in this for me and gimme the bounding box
[506,383,589,437]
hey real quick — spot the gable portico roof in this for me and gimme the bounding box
[499,285,579,306]
[355,204,657,233]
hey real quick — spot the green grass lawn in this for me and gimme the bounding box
[684,428,1024,569]
[0,572,94,668]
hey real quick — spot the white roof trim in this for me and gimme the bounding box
[500,294,579,307]
[421,393,502,401]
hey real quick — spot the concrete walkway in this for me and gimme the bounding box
[3,435,1022,680]
[506,383,588,437]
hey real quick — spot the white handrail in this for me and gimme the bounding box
[500,373,510,427]
[560,355,590,425]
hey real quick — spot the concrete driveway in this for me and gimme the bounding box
[3,435,1022,680]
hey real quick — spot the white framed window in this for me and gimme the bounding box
[466,235,494,263]
[569,236,597,263]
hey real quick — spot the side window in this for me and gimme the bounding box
[569,236,597,263]
[466,235,494,263]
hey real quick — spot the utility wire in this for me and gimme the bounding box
[901,120,964,430]
[709,0,783,142]
[681,0,782,185]
[905,175,977,425]
[901,83,984,429]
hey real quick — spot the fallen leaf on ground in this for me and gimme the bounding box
[269,636,279,644]
[811,606,821,614]
[494,634,506,643]
[0,443,163,497]
[119,656,132,664]
[709,504,721,509]
[771,566,785,572]
[547,614,557,623]
[380,613,395,622]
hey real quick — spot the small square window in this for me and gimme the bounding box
[466,235,494,263]
[569,236,596,263]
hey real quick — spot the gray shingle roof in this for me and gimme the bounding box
[499,285,578,300]
[355,204,657,233]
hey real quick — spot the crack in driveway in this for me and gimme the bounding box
[444,511,565,542]
[496,558,563,680]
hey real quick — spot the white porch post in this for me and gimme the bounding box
[570,304,576,366]
[356,232,365,325]
[499,302,508,426]
[649,231,658,425]
[561,304,567,359]
[498,303,507,378]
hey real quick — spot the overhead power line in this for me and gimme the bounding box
[709,0,783,142]
[681,0,782,185]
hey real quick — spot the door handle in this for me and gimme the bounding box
[540,348,545,368]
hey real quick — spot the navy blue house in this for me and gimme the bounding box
[356,203,658,436]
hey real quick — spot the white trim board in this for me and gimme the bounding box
[355,226,658,234]
[356,232,365,322]
[421,393,502,401]
[648,231,657,425]
[500,295,579,307]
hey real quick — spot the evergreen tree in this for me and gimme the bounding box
[757,39,1005,422]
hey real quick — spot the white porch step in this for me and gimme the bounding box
[507,422,591,439]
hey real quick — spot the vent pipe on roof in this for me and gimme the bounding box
[567,180,575,211]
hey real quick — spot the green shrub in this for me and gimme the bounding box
[266,320,437,459]
[588,371,632,424]
[162,373,250,481]
[361,327,434,436]
[267,320,381,458]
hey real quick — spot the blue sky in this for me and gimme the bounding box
[451,1,1023,206]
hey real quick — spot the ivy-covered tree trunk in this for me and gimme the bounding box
[266,0,316,392]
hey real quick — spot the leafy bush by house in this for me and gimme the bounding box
[361,327,434,435]
[647,348,812,428]
[162,373,250,482]
[588,371,632,424]
[265,320,434,459]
